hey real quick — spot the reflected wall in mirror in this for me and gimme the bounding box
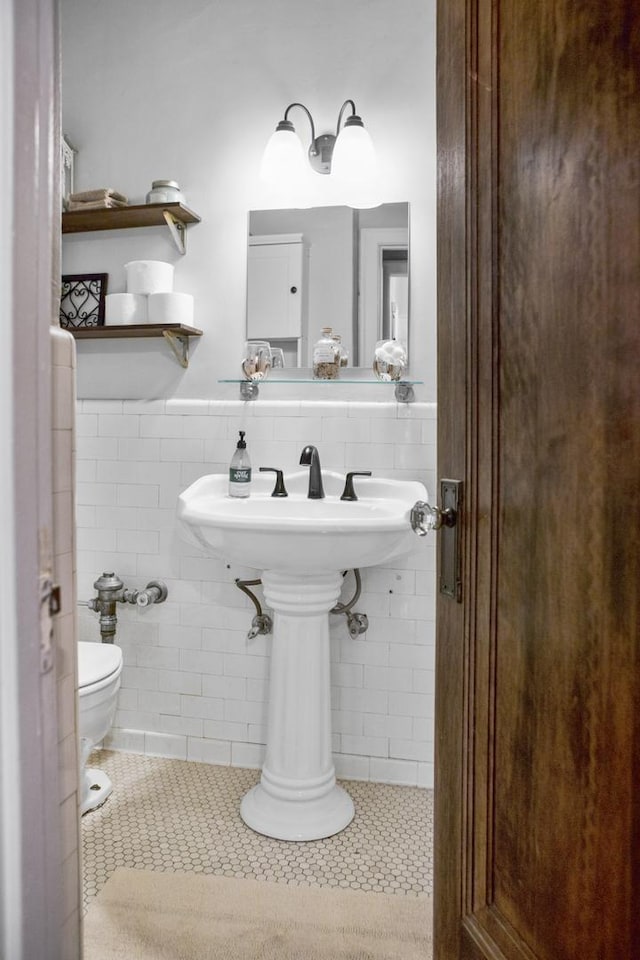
[247,203,409,369]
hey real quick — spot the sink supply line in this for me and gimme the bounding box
[331,568,369,637]
[235,569,368,639]
[235,578,273,639]
[79,571,168,643]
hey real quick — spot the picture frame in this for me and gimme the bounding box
[59,273,108,329]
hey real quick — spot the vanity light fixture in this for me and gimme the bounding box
[259,99,379,207]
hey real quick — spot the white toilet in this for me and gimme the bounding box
[78,641,123,815]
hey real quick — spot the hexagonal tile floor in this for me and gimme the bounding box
[82,750,433,912]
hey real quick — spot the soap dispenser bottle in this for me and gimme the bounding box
[229,431,251,498]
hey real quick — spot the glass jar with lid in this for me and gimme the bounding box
[373,339,407,381]
[332,333,349,369]
[145,180,185,204]
[313,327,341,380]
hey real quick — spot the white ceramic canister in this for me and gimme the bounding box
[148,292,194,326]
[145,179,185,204]
[104,292,148,325]
[125,260,174,295]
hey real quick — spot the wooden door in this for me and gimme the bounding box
[434,2,640,959]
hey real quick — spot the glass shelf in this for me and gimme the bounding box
[218,378,423,385]
[218,376,423,402]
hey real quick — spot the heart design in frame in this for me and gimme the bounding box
[59,273,108,329]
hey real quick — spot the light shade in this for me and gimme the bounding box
[259,123,307,187]
[331,116,380,208]
[331,119,378,182]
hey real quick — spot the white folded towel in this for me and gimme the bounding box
[66,198,128,210]
[68,188,128,203]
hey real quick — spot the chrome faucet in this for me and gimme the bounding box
[299,445,325,499]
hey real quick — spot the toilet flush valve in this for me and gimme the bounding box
[135,580,168,607]
[83,572,169,643]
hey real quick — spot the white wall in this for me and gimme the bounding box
[60,0,437,401]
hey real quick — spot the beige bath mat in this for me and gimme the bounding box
[84,867,432,959]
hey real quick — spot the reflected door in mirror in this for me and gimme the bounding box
[359,227,409,366]
[247,234,303,366]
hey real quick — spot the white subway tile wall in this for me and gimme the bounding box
[76,399,437,788]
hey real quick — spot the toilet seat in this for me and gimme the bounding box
[78,641,123,693]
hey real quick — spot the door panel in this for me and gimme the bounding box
[247,239,303,340]
[435,2,640,958]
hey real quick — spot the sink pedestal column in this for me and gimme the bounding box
[240,570,354,841]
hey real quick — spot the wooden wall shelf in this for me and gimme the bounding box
[70,323,202,340]
[62,202,200,233]
[69,323,203,368]
[61,202,201,253]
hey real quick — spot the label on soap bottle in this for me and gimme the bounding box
[229,467,251,484]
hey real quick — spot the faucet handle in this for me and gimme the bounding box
[259,467,288,497]
[340,471,372,501]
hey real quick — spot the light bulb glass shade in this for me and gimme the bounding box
[331,118,381,208]
[259,126,307,186]
[330,121,378,183]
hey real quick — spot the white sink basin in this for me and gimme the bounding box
[177,469,427,573]
[176,465,428,842]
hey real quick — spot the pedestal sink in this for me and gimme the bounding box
[177,468,427,841]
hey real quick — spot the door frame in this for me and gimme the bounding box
[434,0,493,955]
[1,0,63,957]
[358,226,410,361]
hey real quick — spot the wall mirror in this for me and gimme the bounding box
[247,203,409,370]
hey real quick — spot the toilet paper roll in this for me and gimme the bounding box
[148,292,194,326]
[125,260,174,295]
[104,293,148,325]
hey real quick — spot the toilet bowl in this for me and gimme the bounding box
[78,641,123,815]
